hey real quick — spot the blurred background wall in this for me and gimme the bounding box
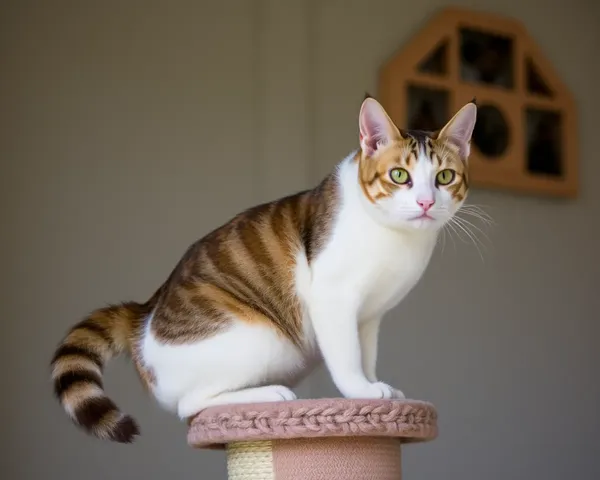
[1,1,598,479]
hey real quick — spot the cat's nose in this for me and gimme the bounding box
[417,199,435,211]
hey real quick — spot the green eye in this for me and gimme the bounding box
[390,168,411,185]
[436,169,455,186]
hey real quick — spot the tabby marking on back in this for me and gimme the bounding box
[50,96,477,443]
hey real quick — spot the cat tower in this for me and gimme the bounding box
[188,4,581,477]
[188,398,438,480]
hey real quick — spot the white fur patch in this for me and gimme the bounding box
[294,154,438,399]
[141,315,306,417]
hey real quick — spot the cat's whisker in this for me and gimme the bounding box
[456,207,494,229]
[448,216,486,262]
[453,218,490,255]
[437,225,448,255]
[440,227,446,254]
[460,212,493,227]
[451,222,484,262]
[443,221,460,252]
[453,214,492,245]
[460,209,494,225]
[459,203,490,213]
[459,204,494,224]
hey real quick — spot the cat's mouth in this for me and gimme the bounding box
[410,213,435,221]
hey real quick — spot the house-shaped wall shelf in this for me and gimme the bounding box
[378,7,578,198]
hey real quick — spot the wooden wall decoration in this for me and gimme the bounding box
[378,7,578,198]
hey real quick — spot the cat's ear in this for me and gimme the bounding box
[359,97,400,157]
[438,100,477,160]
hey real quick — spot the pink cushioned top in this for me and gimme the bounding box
[187,398,438,449]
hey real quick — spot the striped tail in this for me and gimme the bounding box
[50,301,151,443]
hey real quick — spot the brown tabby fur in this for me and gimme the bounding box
[150,173,339,347]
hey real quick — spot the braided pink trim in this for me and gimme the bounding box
[187,398,438,449]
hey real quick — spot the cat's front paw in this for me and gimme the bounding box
[370,382,405,399]
[390,387,406,399]
[342,381,405,400]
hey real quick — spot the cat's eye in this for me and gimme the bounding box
[390,168,411,185]
[436,169,455,186]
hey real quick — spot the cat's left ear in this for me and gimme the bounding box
[359,97,401,157]
[438,100,477,160]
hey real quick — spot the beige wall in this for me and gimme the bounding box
[1,1,598,479]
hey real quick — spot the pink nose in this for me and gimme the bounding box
[417,199,435,211]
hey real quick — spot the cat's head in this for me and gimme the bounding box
[356,96,477,232]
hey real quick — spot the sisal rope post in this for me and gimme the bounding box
[188,398,438,480]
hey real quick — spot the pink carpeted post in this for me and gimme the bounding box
[188,398,438,480]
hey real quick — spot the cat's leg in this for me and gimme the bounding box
[359,316,405,398]
[309,296,402,400]
[144,314,306,420]
[358,317,381,382]
[177,384,296,419]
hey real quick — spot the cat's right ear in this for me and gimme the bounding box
[359,97,400,157]
[438,100,477,160]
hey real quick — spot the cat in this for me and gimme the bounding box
[50,95,477,443]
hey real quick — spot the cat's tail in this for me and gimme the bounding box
[49,300,154,443]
